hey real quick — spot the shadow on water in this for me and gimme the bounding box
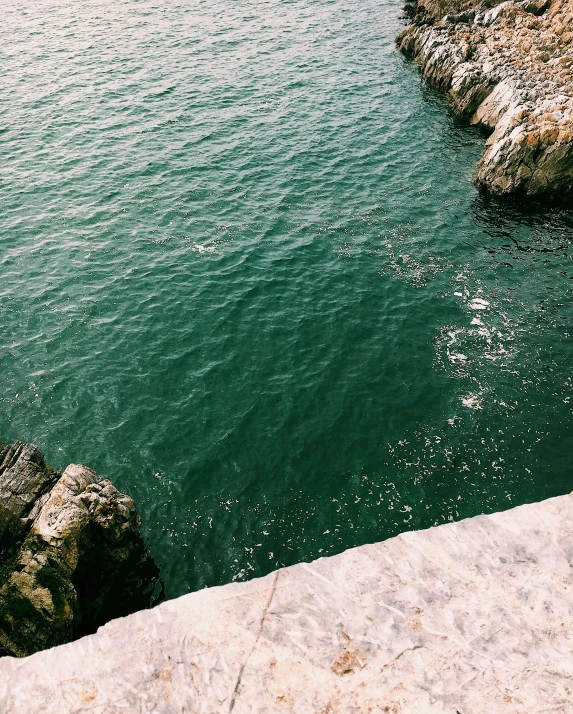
[467,194,573,279]
[75,547,165,639]
[472,192,573,235]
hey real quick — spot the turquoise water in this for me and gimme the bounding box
[2,0,573,599]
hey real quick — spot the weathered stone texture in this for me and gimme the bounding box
[0,442,148,657]
[2,494,573,712]
[397,0,573,196]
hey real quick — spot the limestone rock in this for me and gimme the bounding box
[397,0,573,196]
[0,442,58,555]
[0,441,157,657]
[2,494,573,712]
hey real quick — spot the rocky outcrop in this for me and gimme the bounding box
[397,0,573,196]
[0,441,158,657]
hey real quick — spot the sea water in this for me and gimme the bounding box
[2,0,573,598]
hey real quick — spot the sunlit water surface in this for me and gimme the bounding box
[2,0,573,599]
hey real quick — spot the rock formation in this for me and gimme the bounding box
[0,441,158,657]
[397,0,573,196]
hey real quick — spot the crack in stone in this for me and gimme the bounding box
[228,570,280,713]
[387,644,424,666]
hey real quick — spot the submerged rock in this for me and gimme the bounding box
[397,0,573,196]
[0,441,159,657]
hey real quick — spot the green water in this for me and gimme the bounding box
[2,0,572,599]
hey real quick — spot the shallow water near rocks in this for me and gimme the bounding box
[2,0,573,599]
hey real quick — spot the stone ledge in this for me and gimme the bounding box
[2,494,573,712]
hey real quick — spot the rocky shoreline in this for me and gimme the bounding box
[397,0,573,196]
[0,441,158,657]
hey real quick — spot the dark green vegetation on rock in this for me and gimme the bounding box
[0,442,160,657]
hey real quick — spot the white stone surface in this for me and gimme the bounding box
[2,494,573,713]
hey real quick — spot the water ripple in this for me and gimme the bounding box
[1,0,573,598]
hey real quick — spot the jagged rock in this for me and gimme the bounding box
[0,441,158,657]
[397,0,573,196]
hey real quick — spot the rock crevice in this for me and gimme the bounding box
[397,0,573,196]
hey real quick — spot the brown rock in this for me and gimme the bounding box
[0,442,160,657]
[397,0,573,196]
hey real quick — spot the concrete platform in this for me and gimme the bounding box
[2,494,573,713]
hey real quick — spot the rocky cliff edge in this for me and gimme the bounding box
[0,441,158,657]
[397,0,573,196]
